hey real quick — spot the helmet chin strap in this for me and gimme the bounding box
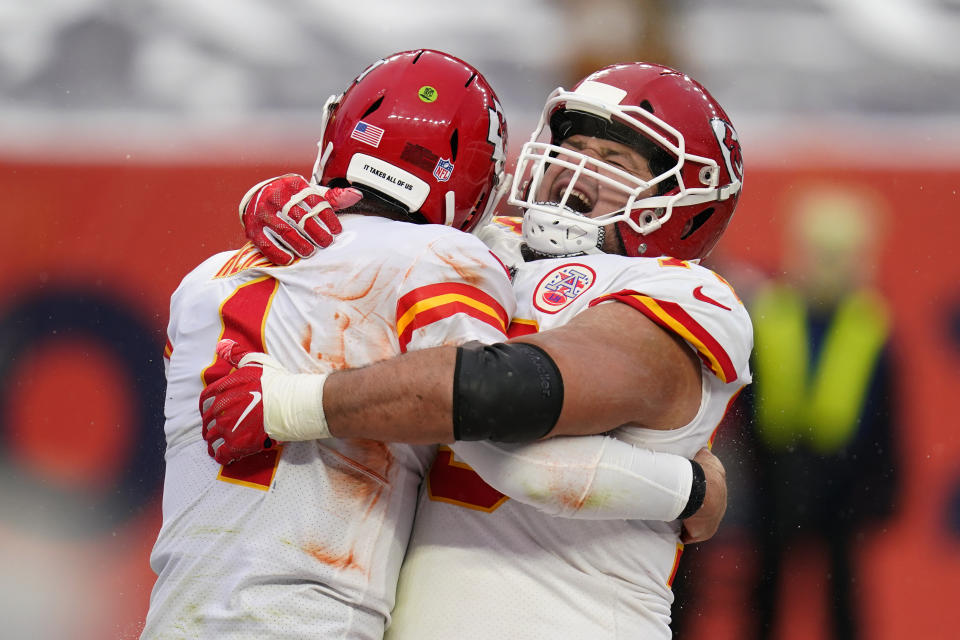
[311,93,342,185]
[311,141,334,185]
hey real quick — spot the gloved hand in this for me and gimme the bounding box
[200,339,330,465]
[239,173,362,265]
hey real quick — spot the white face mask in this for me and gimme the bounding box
[512,133,671,258]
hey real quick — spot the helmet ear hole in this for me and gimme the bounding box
[449,130,459,161]
[460,187,488,232]
[680,207,715,240]
[361,96,384,119]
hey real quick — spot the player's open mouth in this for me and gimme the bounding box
[550,180,595,215]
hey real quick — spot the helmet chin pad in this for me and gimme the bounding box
[521,204,606,257]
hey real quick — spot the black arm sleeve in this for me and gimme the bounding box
[453,341,564,443]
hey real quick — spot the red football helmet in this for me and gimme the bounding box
[509,62,743,261]
[311,49,508,232]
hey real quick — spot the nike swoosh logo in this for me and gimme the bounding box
[232,391,262,432]
[693,285,731,311]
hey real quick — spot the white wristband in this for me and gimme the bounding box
[262,370,330,441]
[235,351,331,441]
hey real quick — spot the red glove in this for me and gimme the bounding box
[240,174,363,266]
[200,340,275,465]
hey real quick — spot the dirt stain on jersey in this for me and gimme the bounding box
[313,308,396,370]
[303,543,364,572]
[308,261,399,367]
[314,311,351,370]
[318,264,383,302]
[361,315,399,362]
[432,245,487,287]
[318,439,394,515]
[300,441,395,576]
[343,438,393,483]
[301,324,312,355]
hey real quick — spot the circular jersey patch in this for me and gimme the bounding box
[418,86,438,102]
[532,263,597,314]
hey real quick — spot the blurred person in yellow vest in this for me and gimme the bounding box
[747,185,900,640]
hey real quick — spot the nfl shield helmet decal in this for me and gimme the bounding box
[433,158,454,182]
[533,263,597,314]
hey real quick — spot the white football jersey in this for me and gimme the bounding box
[142,215,515,640]
[387,219,752,640]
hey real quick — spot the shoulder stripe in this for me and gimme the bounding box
[658,257,691,269]
[591,291,738,383]
[396,283,508,353]
[163,337,173,360]
[215,243,276,278]
[492,216,523,235]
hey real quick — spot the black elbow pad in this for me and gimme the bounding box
[453,341,564,443]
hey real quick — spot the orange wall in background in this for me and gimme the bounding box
[1,158,957,638]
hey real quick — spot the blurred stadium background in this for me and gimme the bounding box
[2,1,959,637]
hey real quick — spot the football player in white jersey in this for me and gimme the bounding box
[142,49,524,640]
[204,63,749,639]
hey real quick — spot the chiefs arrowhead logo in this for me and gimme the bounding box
[710,118,743,184]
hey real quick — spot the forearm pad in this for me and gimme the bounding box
[453,341,564,443]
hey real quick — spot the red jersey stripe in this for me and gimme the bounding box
[396,283,509,351]
[398,299,507,353]
[667,542,685,588]
[488,250,512,280]
[590,291,738,383]
[397,282,509,326]
[708,384,746,449]
[507,318,539,338]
